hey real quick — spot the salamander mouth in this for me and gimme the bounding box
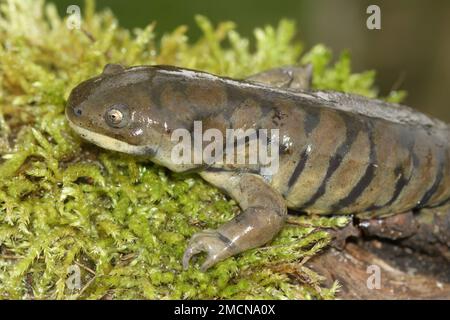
[67,119,157,156]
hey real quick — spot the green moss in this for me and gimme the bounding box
[0,0,402,299]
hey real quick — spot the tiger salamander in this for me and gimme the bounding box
[66,64,450,270]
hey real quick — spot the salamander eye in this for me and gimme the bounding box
[105,104,129,128]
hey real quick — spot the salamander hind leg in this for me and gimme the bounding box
[246,64,313,91]
[183,173,287,271]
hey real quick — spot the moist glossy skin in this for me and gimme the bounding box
[66,64,450,270]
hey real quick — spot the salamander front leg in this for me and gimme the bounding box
[183,174,287,271]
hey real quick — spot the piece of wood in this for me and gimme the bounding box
[307,242,450,299]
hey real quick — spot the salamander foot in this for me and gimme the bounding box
[182,230,235,271]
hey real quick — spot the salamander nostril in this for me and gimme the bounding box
[74,107,82,116]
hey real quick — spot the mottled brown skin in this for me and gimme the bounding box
[66,64,450,270]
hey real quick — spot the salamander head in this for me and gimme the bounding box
[66,64,171,157]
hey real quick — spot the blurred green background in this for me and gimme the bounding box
[53,0,449,121]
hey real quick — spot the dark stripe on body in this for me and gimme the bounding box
[303,107,320,136]
[398,126,420,169]
[233,133,258,149]
[417,155,445,208]
[331,121,377,212]
[300,114,361,208]
[386,168,411,206]
[285,107,321,192]
[365,166,410,211]
[365,127,419,212]
[287,148,309,189]
[224,86,245,119]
